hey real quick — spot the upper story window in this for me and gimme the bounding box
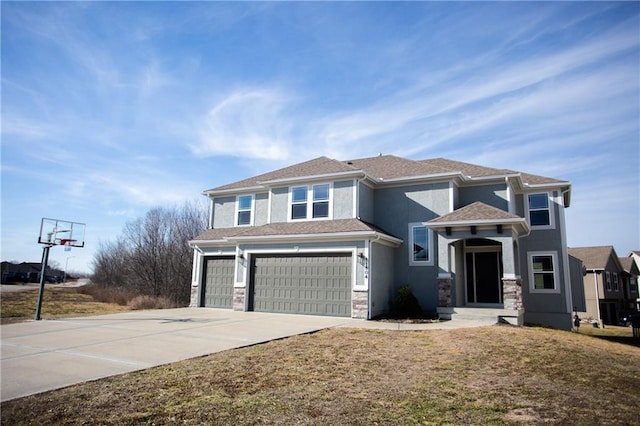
[527,192,555,229]
[408,223,433,266]
[631,277,638,294]
[612,272,619,292]
[605,271,612,291]
[236,195,253,226]
[289,183,332,221]
[528,252,559,293]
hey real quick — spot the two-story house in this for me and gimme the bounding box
[190,155,576,329]
[568,246,631,325]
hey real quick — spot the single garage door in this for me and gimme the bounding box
[250,253,352,317]
[202,256,234,308]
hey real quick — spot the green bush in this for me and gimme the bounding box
[393,285,424,318]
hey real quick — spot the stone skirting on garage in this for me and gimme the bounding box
[352,290,368,319]
[233,287,245,311]
[189,284,199,308]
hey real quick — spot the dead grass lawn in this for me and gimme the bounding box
[2,325,639,425]
[0,286,130,323]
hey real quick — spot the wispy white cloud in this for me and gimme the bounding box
[191,88,296,161]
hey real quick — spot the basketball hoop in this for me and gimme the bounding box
[60,239,76,251]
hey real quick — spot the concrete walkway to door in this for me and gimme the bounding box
[1,308,491,402]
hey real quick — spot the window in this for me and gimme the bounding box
[605,271,612,291]
[291,186,307,220]
[613,273,619,291]
[236,195,253,226]
[631,277,637,294]
[290,184,332,220]
[313,184,330,218]
[528,193,551,227]
[409,223,433,266]
[528,252,559,293]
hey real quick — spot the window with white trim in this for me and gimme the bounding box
[409,223,433,266]
[527,193,553,228]
[528,252,559,293]
[289,184,332,220]
[605,271,612,291]
[236,195,253,226]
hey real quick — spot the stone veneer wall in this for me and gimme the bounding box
[233,287,245,311]
[352,290,368,319]
[502,278,523,310]
[437,277,452,307]
[189,285,199,307]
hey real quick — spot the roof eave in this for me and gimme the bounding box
[203,186,265,197]
[258,170,365,187]
[427,218,530,236]
[226,231,403,247]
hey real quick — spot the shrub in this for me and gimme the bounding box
[127,295,174,310]
[393,285,424,318]
[77,283,139,306]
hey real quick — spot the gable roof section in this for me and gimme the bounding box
[619,257,639,275]
[427,201,529,234]
[204,154,570,196]
[568,246,621,271]
[192,218,402,247]
[205,156,360,193]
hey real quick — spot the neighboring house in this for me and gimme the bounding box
[619,257,639,313]
[0,261,63,284]
[190,155,577,329]
[630,251,640,272]
[568,246,632,325]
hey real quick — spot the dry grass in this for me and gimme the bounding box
[2,325,639,425]
[0,286,130,323]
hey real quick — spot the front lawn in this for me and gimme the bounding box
[2,325,639,425]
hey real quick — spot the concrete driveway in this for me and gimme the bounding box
[0,308,351,402]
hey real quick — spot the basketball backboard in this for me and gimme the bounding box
[38,218,86,247]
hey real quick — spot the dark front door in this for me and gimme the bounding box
[466,251,502,305]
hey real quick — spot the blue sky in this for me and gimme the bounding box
[2,2,638,274]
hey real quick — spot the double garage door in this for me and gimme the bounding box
[202,254,352,317]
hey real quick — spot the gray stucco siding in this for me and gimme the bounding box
[333,180,354,219]
[369,242,394,318]
[373,182,450,237]
[458,183,508,211]
[212,196,236,228]
[357,182,375,223]
[254,192,269,226]
[270,187,289,223]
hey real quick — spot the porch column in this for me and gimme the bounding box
[502,277,523,310]
[438,274,453,307]
[436,233,453,308]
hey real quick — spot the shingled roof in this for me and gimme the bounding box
[568,246,620,270]
[204,155,568,194]
[192,218,402,245]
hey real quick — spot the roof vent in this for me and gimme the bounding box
[346,161,353,165]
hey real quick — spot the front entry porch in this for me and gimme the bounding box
[427,202,530,326]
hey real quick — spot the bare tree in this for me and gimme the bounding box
[92,200,208,306]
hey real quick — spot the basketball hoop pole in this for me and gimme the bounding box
[34,244,53,321]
